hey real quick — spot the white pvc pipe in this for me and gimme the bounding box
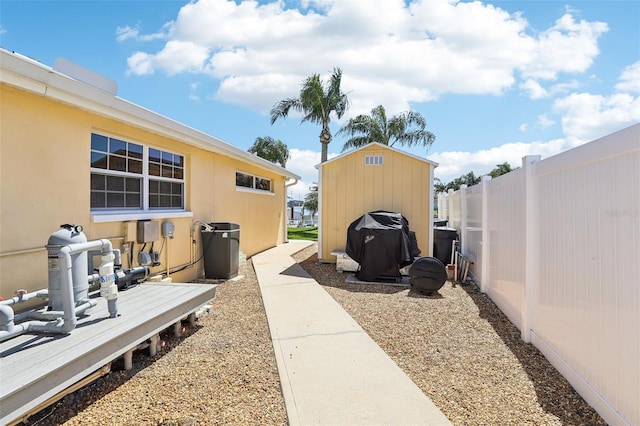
[0,304,15,333]
[14,299,96,322]
[0,238,116,342]
[0,290,48,306]
[61,239,117,321]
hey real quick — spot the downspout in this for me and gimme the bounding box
[316,163,323,259]
[284,177,299,243]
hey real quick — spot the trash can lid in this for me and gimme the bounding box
[434,226,457,231]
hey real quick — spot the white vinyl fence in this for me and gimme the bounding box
[437,124,639,426]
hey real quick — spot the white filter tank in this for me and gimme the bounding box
[46,224,89,311]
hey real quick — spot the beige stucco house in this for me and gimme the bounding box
[317,142,438,263]
[0,49,300,300]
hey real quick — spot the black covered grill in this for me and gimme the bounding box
[346,211,420,282]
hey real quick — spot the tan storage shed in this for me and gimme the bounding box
[317,143,438,263]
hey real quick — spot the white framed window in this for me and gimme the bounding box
[236,171,272,193]
[90,132,185,212]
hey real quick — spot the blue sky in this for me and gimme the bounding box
[1,0,638,198]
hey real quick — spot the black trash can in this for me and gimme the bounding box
[201,222,240,279]
[433,226,458,266]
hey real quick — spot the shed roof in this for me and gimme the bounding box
[0,48,300,181]
[316,142,439,169]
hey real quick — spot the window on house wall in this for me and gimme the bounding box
[235,171,272,193]
[90,132,185,211]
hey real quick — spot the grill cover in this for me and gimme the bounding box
[346,211,417,281]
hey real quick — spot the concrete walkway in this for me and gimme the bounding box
[253,240,451,426]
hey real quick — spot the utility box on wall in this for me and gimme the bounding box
[137,220,159,243]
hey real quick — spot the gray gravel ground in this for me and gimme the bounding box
[292,244,606,426]
[24,242,606,425]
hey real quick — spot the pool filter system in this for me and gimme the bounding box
[0,224,149,343]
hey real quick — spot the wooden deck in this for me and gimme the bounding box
[0,282,217,426]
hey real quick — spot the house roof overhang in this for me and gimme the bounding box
[0,48,300,181]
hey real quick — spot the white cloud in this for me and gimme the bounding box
[122,0,608,118]
[553,92,640,143]
[285,148,339,197]
[189,82,201,100]
[126,52,155,75]
[520,78,581,100]
[116,23,171,43]
[127,41,210,76]
[520,79,548,99]
[431,138,572,182]
[615,61,640,93]
[117,0,635,189]
[116,25,139,42]
[538,114,555,129]
[519,13,608,80]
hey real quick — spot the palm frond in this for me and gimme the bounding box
[341,136,372,151]
[270,98,303,124]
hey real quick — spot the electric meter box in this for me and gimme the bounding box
[161,221,175,238]
[137,220,159,243]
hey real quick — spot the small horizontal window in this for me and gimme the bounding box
[236,171,272,193]
[236,172,254,189]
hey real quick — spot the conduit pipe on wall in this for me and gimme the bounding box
[0,238,118,343]
[0,289,49,306]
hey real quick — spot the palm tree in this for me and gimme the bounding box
[303,191,318,221]
[270,67,350,163]
[248,136,290,168]
[337,105,435,152]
